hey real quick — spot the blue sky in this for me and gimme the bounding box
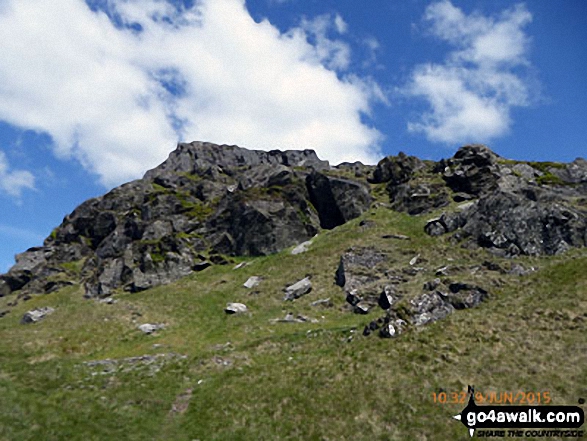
[0,0,586,273]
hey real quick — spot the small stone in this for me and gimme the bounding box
[284,277,312,301]
[98,297,117,305]
[224,303,248,314]
[353,302,370,315]
[193,261,212,271]
[378,286,396,310]
[381,234,410,240]
[435,266,450,276]
[423,278,441,291]
[291,241,312,255]
[310,298,332,308]
[424,218,446,236]
[345,290,361,306]
[379,323,397,338]
[243,276,262,289]
[138,323,165,334]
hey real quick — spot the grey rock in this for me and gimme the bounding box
[430,189,587,256]
[144,142,329,180]
[446,283,488,309]
[138,323,165,334]
[441,144,500,195]
[306,172,372,229]
[379,319,407,338]
[378,285,399,310]
[369,152,424,185]
[512,163,542,180]
[224,303,248,314]
[284,277,312,301]
[269,313,318,324]
[387,182,450,215]
[243,276,262,289]
[353,302,371,315]
[21,307,55,324]
[410,292,455,326]
[381,233,410,240]
[409,254,421,266]
[509,263,536,276]
[336,248,393,310]
[310,298,332,307]
[423,278,442,291]
[424,218,446,237]
[291,240,312,255]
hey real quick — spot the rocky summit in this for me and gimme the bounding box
[1,142,586,304]
[0,142,372,299]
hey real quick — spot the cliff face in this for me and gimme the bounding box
[0,141,372,298]
[1,142,586,301]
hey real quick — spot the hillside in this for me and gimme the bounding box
[0,142,586,440]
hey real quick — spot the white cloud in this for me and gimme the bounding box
[292,13,352,71]
[405,1,533,144]
[0,0,383,188]
[0,151,35,198]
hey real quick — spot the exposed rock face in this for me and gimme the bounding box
[0,142,372,299]
[306,172,372,229]
[388,182,450,215]
[440,144,500,195]
[2,141,586,303]
[369,152,424,185]
[431,190,587,256]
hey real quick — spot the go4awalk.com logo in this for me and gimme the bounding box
[453,386,585,438]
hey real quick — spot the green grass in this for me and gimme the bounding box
[0,207,585,440]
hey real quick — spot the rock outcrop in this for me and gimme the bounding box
[1,141,586,303]
[0,142,371,299]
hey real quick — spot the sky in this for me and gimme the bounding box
[0,0,586,273]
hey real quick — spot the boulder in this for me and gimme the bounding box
[369,152,424,185]
[243,276,262,289]
[410,292,455,327]
[441,144,500,195]
[446,283,488,309]
[138,323,166,334]
[378,285,399,310]
[284,277,312,301]
[224,303,248,314]
[21,307,55,324]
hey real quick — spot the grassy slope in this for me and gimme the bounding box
[0,207,585,440]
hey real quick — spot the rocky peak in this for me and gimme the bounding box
[0,142,369,299]
[144,141,329,180]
